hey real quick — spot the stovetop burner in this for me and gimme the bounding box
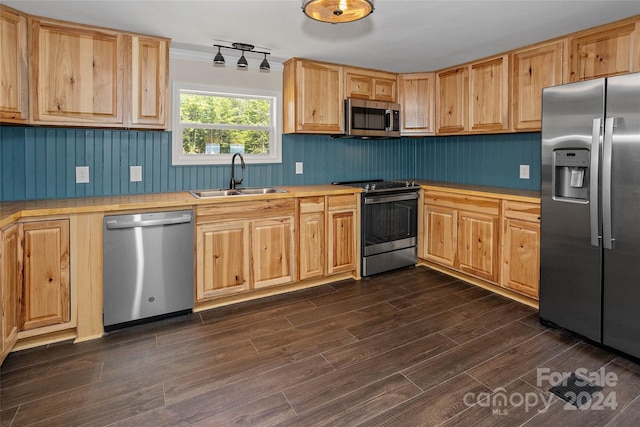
[332,179,420,193]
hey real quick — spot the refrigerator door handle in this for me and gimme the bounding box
[602,117,616,250]
[590,118,602,247]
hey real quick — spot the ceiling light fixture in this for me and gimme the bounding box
[302,0,374,24]
[212,42,271,72]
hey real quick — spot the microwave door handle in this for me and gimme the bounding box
[385,110,391,131]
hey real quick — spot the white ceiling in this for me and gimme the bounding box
[4,0,640,73]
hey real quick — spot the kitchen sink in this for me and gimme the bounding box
[189,187,287,198]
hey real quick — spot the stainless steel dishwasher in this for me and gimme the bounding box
[103,210,194,330]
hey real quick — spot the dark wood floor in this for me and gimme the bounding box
[2,266,640,426]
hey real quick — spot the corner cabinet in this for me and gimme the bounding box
[195,199,296,302]
[0,5,28,124]
[500,200,540,299]
[511,40,566,131]
[1,224,21,362]
[283,58,343,134]
[397,72,435,136]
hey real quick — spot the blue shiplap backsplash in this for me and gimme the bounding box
[0,126,540,202]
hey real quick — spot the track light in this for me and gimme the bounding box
[259,53,270,71]
[212,42,271,72]
[213,46,225,65]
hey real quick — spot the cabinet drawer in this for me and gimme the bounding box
[503,200,540,222]
[424,190,500,216]
[299,196,325,213]
[328,194,357,211]
[196,199,295,223]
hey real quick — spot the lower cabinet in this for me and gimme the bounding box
[195,199,296,302]
[327,194,357,275]
[21,220,70,330]
[298,197,325,280]
[422,189,539,299]
[1,224,21,361]
[500,200,541,298]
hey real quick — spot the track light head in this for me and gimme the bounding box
[213,46,225,65]
[259,54,270,71]
[237,53,248,69]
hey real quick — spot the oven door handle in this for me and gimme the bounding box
[364,192,419,204]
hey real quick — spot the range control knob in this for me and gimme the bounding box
[370,183,376,190]
[364,184,370,191]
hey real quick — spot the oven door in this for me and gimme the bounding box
[362,192,419,257]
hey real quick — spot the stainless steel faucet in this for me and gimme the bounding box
[229,153,245,189]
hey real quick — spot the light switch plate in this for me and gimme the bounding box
[76,166,89,184]
[130,165,142,182]
[295,162,303,174]
[520,164,530,179]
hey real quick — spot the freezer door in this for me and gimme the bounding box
[540,79,605,342]
[602,72,640,358]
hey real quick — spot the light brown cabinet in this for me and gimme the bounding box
[435,66,468,134]
[1,224,21,362]
[298,197,325,281]
[422,190,500,283]
[501,200,540,299]
[195,199,296,302]
[511,40,566,131]
[343,67,397,102]
[29,17,126,126]
[469,55,509,133]
[397,72,435,135]
[21,220,70,331]
[127,35,169,128]
[569,18,640,82]
[327,194,357,275]
[283,58,343,134]
[0,6,28,124]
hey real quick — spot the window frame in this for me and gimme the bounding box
[171,82,282,165]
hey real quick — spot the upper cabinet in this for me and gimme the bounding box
[569,18,640,82]
[435,66,468,134]
[127,35,169,128]
[0,6,28,123]
[283,58,343,134]
[343,67,397,102]
[397,72,434,136]
[469,54,509,133]
[511,40,567,131]
[29,17,126,126]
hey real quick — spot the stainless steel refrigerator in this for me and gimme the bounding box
[540,72,640,359]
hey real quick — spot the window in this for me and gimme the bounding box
[172,83,281,165]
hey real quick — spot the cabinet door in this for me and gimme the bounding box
[569,20,640,82]
[1,224,21,358]
[327,210,356,275]
[344,71,373,100]
[512,40,566,131]
[0,6,28,123]
[21,220,70,331]
[458,211,499,283]
[293,60,343,133]
[344,69,397,102]
[30,18,125,125]
[423,204,458,267]
[436,66,468,134]
[299,212,325,280]
[502,218,540,299]
[373,77,396,102]
[196,222,249,301]
[398,72,435,135]
[251,217,295,289]
[127,35,168,129]
[469,55,509,132]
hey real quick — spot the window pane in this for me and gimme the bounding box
[182,128,270,155]
[180,93,271,126]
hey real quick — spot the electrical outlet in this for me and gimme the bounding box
[295,162,303,175]
[520,164,530,179]
[130,165,142,182]
[76,166,90,184]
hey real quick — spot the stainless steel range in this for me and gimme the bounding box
[333,180,420,277]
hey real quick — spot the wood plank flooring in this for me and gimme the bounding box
[2,266,640,426]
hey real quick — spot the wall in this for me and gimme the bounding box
[0,55,540,202]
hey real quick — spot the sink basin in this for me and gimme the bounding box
[189,187,287,198]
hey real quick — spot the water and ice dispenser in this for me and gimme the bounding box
[553,149,590,202]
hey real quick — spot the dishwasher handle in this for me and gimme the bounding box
[105,213,193,230]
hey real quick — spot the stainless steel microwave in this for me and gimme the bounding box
[342,98,401,138]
